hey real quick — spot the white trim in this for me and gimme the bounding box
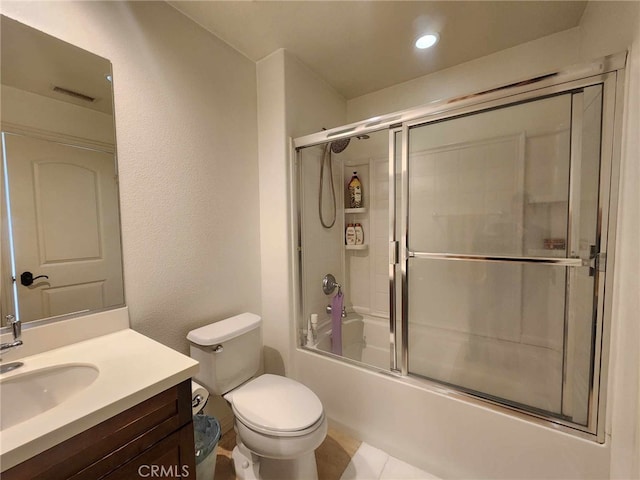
[1,121,115,154]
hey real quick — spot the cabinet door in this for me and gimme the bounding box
[103,424,196,480]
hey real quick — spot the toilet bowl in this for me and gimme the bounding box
[187,313,327,480]
[227,374,327,480]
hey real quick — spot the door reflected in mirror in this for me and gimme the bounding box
[1,15,124,327]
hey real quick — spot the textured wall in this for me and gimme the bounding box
[0,1,262,353]
[257,50,346,375]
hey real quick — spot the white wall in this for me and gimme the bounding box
[579,1,640,62]
[257,49,346,375]
[580,2,640,478]
[0,1,262,353]
[347,27,581,124]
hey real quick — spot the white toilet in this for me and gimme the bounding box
[187,313,327,480]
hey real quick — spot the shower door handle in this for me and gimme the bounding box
[408,251,583,266]
[581,245,605,276]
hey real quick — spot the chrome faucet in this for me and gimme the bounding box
[1,315,24,373]
[325,304,348,318]
[1,314,23,353]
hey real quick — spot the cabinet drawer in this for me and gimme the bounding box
[103,423,195,480]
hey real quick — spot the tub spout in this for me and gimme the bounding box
[326,304,347,318]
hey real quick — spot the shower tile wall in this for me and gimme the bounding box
[344,149,391,367]
[371,159,390,315]
[344,163,370,310]
[344,159,389,316]
[301,145,345,336]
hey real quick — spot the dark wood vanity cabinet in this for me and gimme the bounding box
[4,380,196,480]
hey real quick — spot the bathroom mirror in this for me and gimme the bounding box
[0,15,124,328]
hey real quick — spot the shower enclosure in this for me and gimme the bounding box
[293,54,624,440]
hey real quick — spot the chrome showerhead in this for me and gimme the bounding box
[323,127,369,154]
[330,137,351,154]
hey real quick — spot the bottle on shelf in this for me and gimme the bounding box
[347,171,363,208]
[345,223,356,245]
[354,223,364,245]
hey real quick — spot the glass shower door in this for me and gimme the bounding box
[402,86,604,426]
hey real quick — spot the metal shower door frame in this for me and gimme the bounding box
[390,70,622,441]
[292,52,625,442]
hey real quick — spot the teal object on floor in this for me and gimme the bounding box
[194,414,221,479]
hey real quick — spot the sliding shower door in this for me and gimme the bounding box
[294,58,622,439]
[400,83,609,430]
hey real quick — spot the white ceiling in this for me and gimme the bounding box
[168,1,587,100]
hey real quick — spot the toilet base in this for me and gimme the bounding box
[232,440,319,480]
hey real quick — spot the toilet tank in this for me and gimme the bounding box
[187,313,262,396]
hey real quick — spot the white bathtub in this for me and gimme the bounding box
[306,313,389,369]
[311,314,364,361]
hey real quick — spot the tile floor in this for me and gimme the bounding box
[213,426,438,480]
[340,442,440,480]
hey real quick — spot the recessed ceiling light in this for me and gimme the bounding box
[415,33,439,50]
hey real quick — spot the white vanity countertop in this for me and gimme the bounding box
[0,328,199,471]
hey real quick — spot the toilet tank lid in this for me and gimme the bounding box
[187,313,261,346]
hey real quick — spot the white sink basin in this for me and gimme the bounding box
[0,364,99,431]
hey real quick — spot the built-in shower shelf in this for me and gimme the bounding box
[345,207,367,214]
[345,244,368,251]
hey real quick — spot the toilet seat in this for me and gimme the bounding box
[228,374,324,437]
[235,409,326,437]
